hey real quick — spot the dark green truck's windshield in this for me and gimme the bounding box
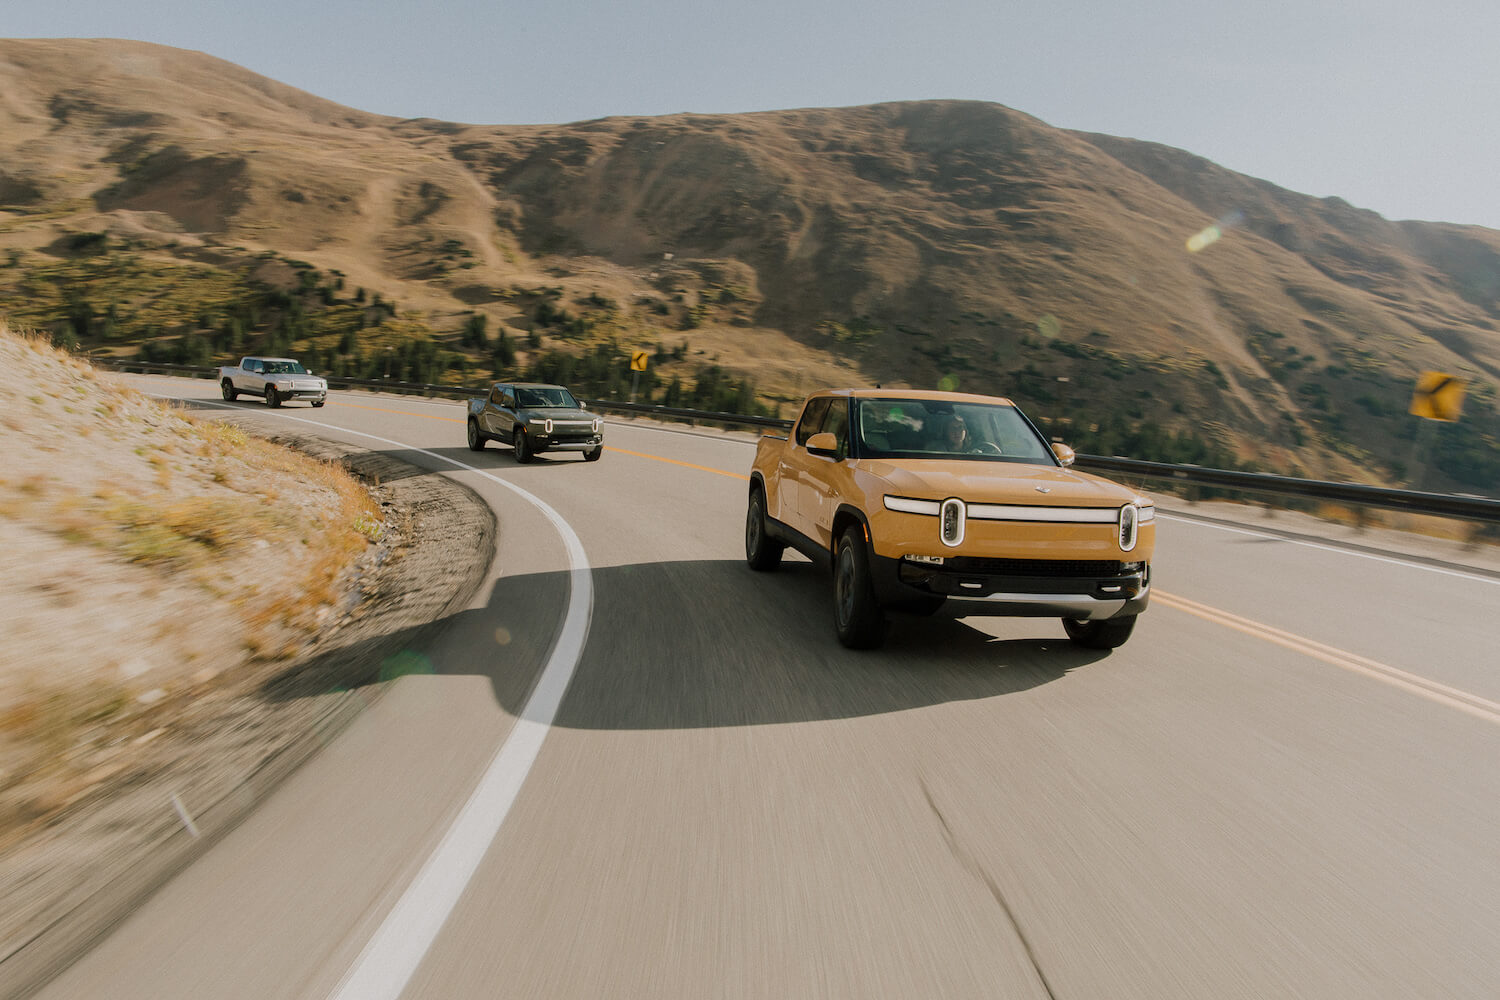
[517,387,579,408]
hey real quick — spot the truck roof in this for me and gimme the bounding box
[812,388,1018,406]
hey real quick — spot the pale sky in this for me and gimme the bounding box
[8,0,1500,230]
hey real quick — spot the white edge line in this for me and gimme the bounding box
[1157,511,1500,587]
[154,394,592,1000]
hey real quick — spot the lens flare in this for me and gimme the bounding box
[1186,226,1222,253]
[1186,210,1245,253]
[171,792,201,838]
[379,650,433,681]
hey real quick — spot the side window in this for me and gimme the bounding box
[503,391,516,409]
[490,385,505,405]
[248,360,261,373]
[795,397,831,446]
[821,399,850,458]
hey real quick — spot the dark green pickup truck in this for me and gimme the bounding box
[466,382,604,463]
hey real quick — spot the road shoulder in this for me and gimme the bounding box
[0,434,495,1000]
[1154,496,1500,578]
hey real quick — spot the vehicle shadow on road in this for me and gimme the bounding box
[423,444,602,468]
[265,557,1111,730]
[547,559,1109,730]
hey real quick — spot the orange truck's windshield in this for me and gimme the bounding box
[853,398,1056,463]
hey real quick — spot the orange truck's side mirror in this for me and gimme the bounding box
[806,432,840,458]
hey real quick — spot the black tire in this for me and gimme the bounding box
[266,386,281,408]
[513,427,533,463]
[467,419,486,451]
[221,379,237,402]
[1062,615,1137,649]
[744,488,784,571]
[833,526,887,649]
[584,445,603,462]
[312,399,325,408]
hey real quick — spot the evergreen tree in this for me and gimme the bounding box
[463,313,488,349]
[493,329,516,368]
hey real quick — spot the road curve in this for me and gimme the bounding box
[31,379,1500,1000]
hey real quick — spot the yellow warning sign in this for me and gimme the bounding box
[630,350,649,372]
[1409,371,1465,422]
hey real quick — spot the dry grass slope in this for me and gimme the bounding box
[0,319,381,851]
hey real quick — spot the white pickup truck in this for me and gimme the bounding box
[218,356,327,408]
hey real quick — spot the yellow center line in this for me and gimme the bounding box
[1154,589,1500,725]
[275,392,1500,723]
[335,401,748,479]
[332,400,465,423]
[603,445,750,481]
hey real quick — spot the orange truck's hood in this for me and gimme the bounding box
[858,459,1146,508]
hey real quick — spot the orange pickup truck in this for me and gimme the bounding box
[746,389,1154,649]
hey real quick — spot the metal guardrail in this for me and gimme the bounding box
[97,360,481,400]
[99,361,1500,525]
[1071,455,1500,525]
[94,360,793,427]
[574,397,792,430]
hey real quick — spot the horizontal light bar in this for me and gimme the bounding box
[967,504,1117,523]
[883,495,941,515]
[886,496,1154,526]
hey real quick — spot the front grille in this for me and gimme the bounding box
[943,557,1127,577]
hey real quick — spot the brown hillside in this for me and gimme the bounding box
[1,38,1496,491]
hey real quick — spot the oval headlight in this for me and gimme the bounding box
[1118,504,1139,552]
[940,498,966,547]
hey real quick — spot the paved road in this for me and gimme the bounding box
[34,380,1500,999]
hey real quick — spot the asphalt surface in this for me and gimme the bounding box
[31,379,1500,999]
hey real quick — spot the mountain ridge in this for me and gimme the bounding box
[1,38,1496,491]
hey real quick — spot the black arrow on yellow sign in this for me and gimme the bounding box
[630,350,649,372]
[1409,371,1465,422]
